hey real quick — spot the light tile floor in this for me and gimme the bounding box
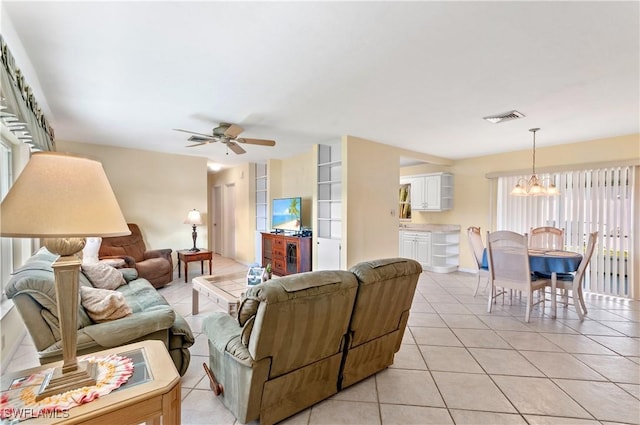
[6,256,640,424]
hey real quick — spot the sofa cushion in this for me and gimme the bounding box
[80,286,132,323]
[81,262,126,290]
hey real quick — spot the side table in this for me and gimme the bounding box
[0,340,181,424]
[177,249,213,283]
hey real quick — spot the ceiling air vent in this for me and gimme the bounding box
[483,110,525,124]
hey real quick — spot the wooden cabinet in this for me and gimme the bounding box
[262,233,312,276]
[400,173,453,211]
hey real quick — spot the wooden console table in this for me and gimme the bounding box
[0,340,181,424]
[177,249,213,282]
[261,233,311,276]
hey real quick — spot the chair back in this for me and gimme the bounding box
[486,230,531,284]
[99,223,147,262]
[529,226,564,250]
[574,232,598,284]
[467,227,485,269]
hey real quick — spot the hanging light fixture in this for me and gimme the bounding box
[511,128,559,196]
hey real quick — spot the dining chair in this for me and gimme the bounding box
[529,226,565,250]
[486,230,549,322]
[538,231,598,321]
[467,227,489,297]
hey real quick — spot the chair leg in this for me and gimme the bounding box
[487,284,494,313]
[474,274,481,297]
[573,293,584,321]
[524,291,532,323]
[578,286,588,315]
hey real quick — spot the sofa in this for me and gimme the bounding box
[5,248,194,376]
[99,223,173,288]
[202,257,422,425]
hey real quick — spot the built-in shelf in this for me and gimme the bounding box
[316,143,342,270]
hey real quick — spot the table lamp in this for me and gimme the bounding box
[0,152,130,399]
[184,209,202,252]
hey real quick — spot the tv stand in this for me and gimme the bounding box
[261,233,312,276]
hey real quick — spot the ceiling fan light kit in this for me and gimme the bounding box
[174,122,276,155]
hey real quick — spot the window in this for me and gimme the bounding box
[497,166,635,298]
[1,138,13,301]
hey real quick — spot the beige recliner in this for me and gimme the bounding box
[202,257,422,425]
[203,270,358,425]
[342,258,422,388]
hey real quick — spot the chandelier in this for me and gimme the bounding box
[511,128,559,196]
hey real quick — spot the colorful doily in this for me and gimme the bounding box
[1,354,133,423]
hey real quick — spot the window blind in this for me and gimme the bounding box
[497,166,635,298]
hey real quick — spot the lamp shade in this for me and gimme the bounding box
[0,152,130,238]
[184,209,202,226]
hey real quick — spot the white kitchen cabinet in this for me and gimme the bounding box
[400,173,453,211]
[399,231,431,269]
[399,228,460,273]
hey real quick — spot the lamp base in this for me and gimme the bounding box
[189,247,200,252]
[36,360,97,401]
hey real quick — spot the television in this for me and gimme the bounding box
[271,197,302,233]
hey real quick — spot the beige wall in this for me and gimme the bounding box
[270,152,315,228]
[207,163,253,264]
[343,135,404,267]
[56,141,209,263]
[207,152,315,265]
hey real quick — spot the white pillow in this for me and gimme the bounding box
[80,286,132,323]
[81,262,125,290]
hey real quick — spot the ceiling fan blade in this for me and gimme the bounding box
[188,135,216,143]
[224,124,244,138]
[173,128,215,138]
[185,142,210,148]
[226,141,246,155]
[236,138,276,147]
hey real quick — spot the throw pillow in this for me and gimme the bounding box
[81,262,125,290]
[80,286,132,323]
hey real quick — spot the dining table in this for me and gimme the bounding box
[482,248,583,319]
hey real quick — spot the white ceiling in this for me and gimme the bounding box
[2,1,639,168]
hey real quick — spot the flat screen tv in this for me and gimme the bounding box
[272,197,302,232]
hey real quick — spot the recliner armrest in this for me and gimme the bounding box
[100,255,136,268]
[144,248,172,262]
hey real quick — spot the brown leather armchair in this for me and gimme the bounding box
[99,223,173,288]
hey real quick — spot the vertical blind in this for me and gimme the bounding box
[497,166,635,298]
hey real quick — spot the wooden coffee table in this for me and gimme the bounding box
[192,271,248,317]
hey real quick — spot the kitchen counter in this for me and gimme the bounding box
[399,224,460,233]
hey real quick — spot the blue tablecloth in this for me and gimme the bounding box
[481,249,582,274]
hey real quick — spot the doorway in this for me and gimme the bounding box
[223,183,236,258]
[211,185,222,254]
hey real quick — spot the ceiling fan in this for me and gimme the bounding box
[173,122,276,155]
